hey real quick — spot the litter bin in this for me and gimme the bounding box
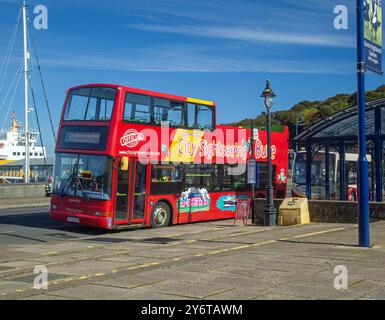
[278,198,310,226]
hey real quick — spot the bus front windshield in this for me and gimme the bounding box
[53,153,113,200]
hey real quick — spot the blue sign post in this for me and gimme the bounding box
[357,0,374,247]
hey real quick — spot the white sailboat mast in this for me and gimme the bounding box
[22,1,29,183]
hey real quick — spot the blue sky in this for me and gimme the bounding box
[0,0,384,156]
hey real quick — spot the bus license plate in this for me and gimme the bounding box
[67,216,80,223]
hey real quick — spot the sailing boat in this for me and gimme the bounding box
[0,1,54,181]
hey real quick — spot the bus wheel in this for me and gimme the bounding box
[151,202,171,228]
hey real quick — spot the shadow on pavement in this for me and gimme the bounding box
[0,211,108,236]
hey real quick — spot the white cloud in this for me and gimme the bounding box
[36,46,352,74]
[125,24,355,48]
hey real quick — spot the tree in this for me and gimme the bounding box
[225,84,385,137]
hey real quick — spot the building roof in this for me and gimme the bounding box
[294,98,385,143]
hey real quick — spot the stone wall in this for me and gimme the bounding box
[0,183,46,199]
[253,198,385,225]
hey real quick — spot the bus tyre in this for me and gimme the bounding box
[151,202,171,228]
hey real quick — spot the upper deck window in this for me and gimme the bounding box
[124,93,152,124]
[123,91,214,130]
[153,98,185,127]
[64,87,117,121]
[187,103,214,131]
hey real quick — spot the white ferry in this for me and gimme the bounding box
[0,112,46,163]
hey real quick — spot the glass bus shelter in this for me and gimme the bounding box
[293,98,385,202]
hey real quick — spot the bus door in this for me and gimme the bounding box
[115,157,147,225]
[130,160,147,223]
[115,157,130,224]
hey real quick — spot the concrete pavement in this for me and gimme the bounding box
[0,207,385,300]
[0,197,50,210]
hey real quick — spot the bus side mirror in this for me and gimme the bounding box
[120,157,129,171]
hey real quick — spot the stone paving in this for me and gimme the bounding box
[1,218,385,300]
[0,198,49,210]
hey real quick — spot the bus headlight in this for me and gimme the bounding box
[95,211,111,217]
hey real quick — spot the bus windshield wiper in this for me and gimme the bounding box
[60,172,77,197]
[75,177,91,202]
[60,173,91,202]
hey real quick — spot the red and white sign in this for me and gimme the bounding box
[120,129,145,148]
[234,198,251,225]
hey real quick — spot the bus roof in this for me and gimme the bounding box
[69,83,216,107]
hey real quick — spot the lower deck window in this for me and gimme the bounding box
[150,164,183,194]
[150,163,250,195]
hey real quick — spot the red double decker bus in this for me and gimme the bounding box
[50,84,289,230]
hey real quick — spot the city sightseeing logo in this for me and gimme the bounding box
[120,129,145,148]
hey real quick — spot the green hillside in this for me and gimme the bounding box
[226,84,385,138]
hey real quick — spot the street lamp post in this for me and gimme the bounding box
[261,80,277,226]
[250,119,256,224]
[295,115,304,152]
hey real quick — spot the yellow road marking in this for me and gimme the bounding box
[230,244,251,250]
[165,234,181,237]
[293,228,345,239]
[251,240,277,246]
[228,230,264,237]
[127,265,141,270]
[78,275,89,280]
[52,279,68,284]
[210,249,230,254]
[42,251,57,256]
[94,273,105,277]
[113,250,129,255]
[165,242,181,246]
